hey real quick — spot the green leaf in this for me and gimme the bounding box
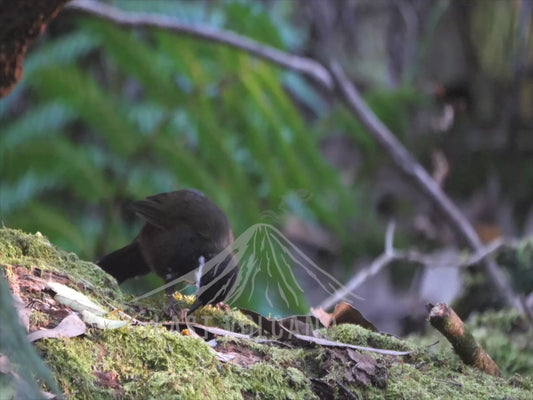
[82,19,183,106]
[1,102,75,153]
[25,30,100,77]
[2,138,110,201]
[6,202,89,255]
[31,66,141,155]
[0,173,59,214]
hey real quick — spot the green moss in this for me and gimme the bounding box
[38,326,243,399]
[29,309,51,328]
[0,228,122,305]
[217,336,309,370]
[467,310,533,375]
[364,360,532,400]
[242,364,316,400]
[37,327,321,400]
[3,227,533,399]
[191,305,259,334]
[0,228,58,261]
[37,336,103,397]
[326,323,412,352]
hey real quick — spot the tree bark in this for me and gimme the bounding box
[0,0,70,98]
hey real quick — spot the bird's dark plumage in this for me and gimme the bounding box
[98,189,237,313]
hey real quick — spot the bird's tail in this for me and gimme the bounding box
[97,242,150,283]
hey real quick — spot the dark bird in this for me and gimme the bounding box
[98,190,238,314]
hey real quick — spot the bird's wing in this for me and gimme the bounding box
[130,196,171,229]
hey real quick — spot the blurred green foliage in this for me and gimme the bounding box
[0,0,421,312]
[0,275,60,398]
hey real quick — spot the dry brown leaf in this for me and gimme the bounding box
[28,313,86,342]
[312,302,377,331]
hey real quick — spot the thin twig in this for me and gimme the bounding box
[457,238,505,268]
[399,238,507,269]
[319,232,509,311]
[320,222,398,310]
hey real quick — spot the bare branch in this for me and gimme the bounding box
[319,235,511,311]
[328,61,523,313]
[322,252,396,311]
[328,61,480,248]
[320,221,397,310]
[400,238,507,269]
[428,302,502,377]
[67,0,333,89]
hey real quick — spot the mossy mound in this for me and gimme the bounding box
[0,227,122,303]
[1,228,532,399]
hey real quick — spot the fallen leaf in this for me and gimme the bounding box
[311,307,332,327]
[28,313,86,342]
[45,282,106,316]
[312,302,377,331]
[80,310,129,330]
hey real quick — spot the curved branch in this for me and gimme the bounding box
[66,0,333,89]
[328,62,521,312]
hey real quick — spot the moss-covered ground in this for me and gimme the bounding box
[1,228,532,399]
